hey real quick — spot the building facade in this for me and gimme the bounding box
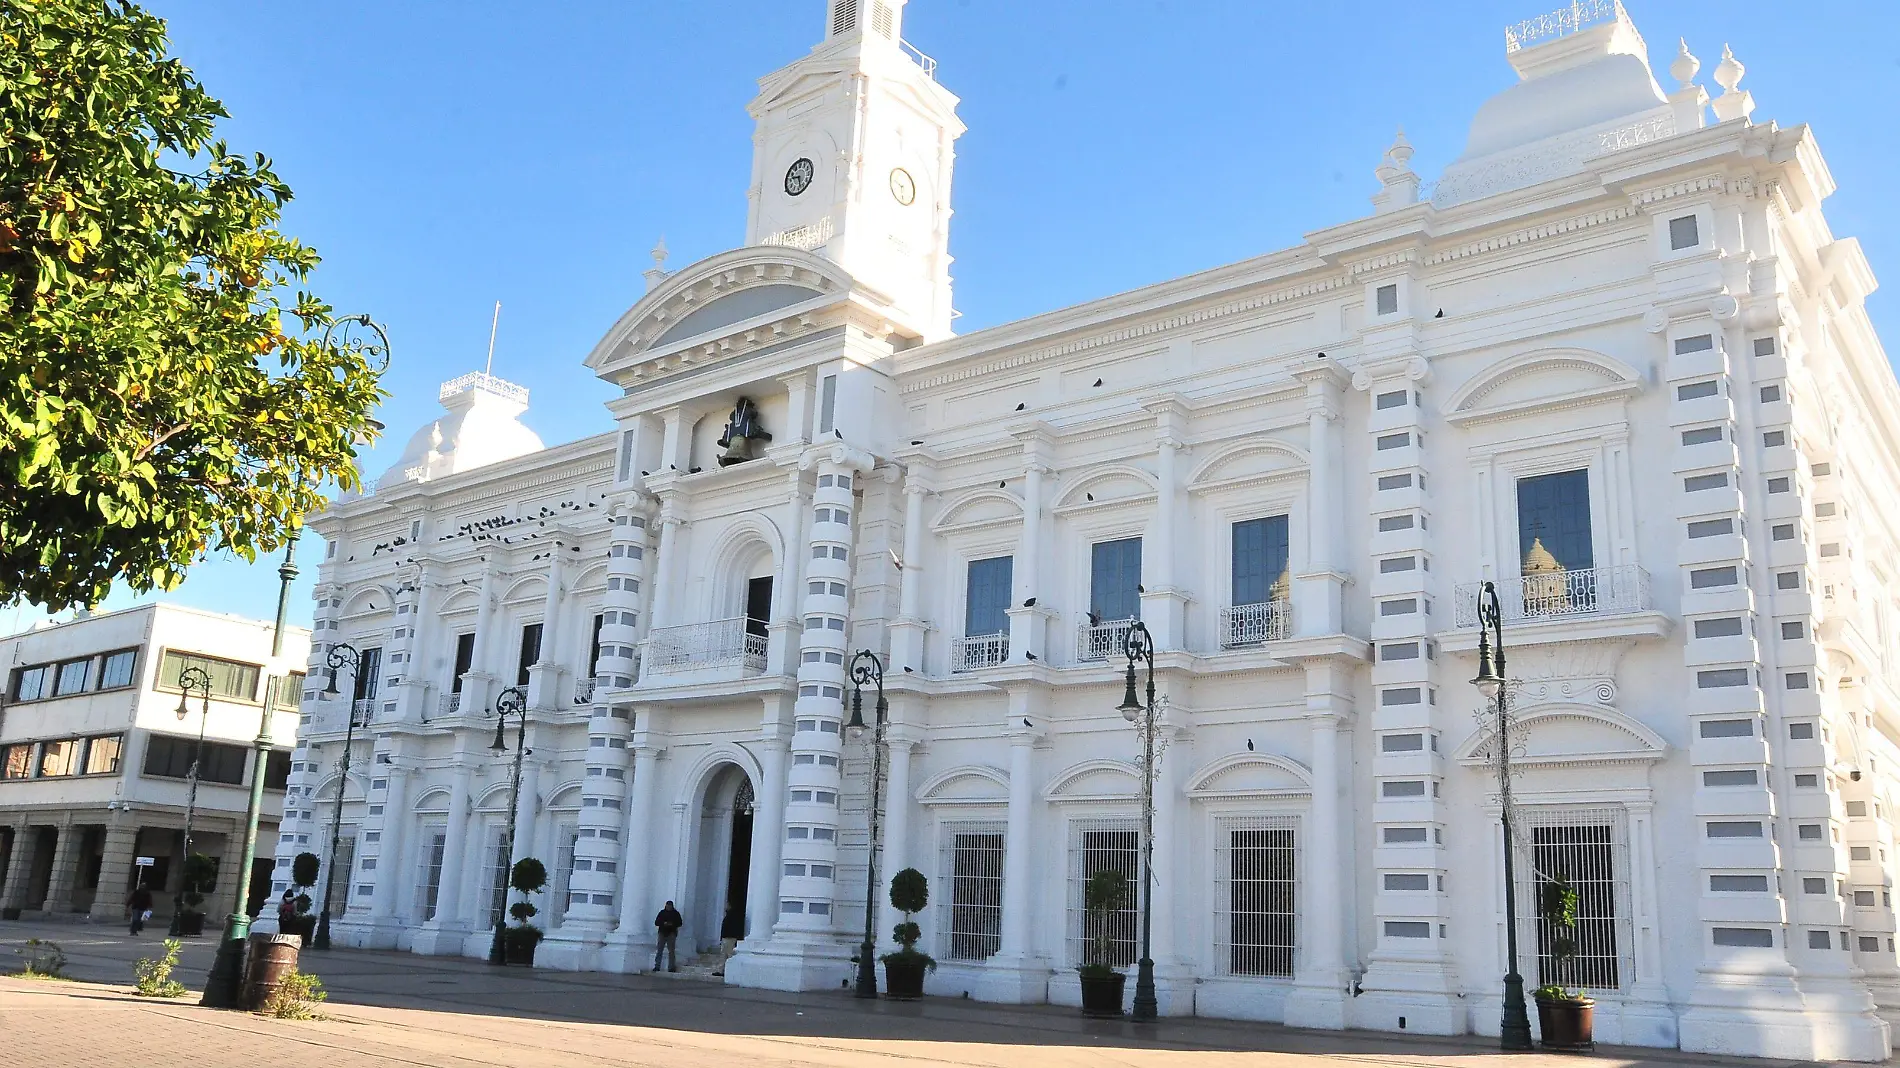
[0,603,308,924]
[278,2,1900,1059]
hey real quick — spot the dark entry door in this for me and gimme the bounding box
[744,577,773,637]
[721,783,755,940]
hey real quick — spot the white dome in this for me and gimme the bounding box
[377,373,544,490]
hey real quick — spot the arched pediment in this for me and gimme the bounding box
[569,561,609,592]
[931,489,1023,534]
[501,574,548,605]
[412,786,451,812]
[916,765,1010,806]
[437,586,481,615]
[672,746,763,809]
[1043,759,1141,802]
[547,782,584,810]
[474,782,515,812]
[1187,441,1310,494]
[1055,465,1158,512]
[584,246,858,372]
[340,585,394,617]
[1454,702,1667,768]
[1185,753,1313,800]
[1445,348,1644,427]
[312,771,369,804]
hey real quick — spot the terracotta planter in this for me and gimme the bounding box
[1535,994,1596,1051]
[882,954,927,1000]
[1078,970,1126,1017]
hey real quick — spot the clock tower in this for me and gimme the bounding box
[745,0,964,341]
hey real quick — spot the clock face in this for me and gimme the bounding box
[784,157,814,197]
[889,167,916,206]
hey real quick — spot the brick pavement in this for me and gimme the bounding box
[0,919,1837,1068]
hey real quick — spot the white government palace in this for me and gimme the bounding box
[268,1,1900,1058]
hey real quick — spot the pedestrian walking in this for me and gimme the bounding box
[653,900,683,972]
[126,884,153,936]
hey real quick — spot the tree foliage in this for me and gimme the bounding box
[0,0,386,610]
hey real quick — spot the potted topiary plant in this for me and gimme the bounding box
[1533,872,1595,1050]
[177,853,217,936]
[879,867,935,999]
[284,852,321,944]
[503,857,548,967]
[1077,869,1129,1017]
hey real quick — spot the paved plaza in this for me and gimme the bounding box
[0,920,1856,1068]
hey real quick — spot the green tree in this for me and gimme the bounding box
[0,0,386,611]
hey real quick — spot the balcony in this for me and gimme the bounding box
[438,693,462,717]
[1219,600,1292,649]
[950,633,1009,673]
[1453,564,1652,627]
[645,617,767,677]
[1076,618,1139,663]
[573,679,595,705]
[350,699,377,726]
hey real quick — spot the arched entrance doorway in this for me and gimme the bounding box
[689,764,755,954]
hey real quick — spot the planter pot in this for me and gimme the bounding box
[177,912,205,937]
[1,907,20,921]
[882,955,928,1000]
[503,936,539,967]
[1535,994,1596,1051]
[1078,971,1126,1018]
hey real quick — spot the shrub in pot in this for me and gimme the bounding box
[177,853,218,936]
[879,867,935,999]
[503,857,548,967]
[282,852,321,943]
[1532,873,1595,1050]
[1077,870,1128,1017]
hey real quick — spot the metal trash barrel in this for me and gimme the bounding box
[243,933,303,1011]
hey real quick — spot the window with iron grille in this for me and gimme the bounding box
[484,827,512,926]
[1516,809,1632,991]
[1213,815,1298,977]
[940,823,1004,961]
[550,824,579,928]
[1067,821,1140,968]
[416,826,447,922]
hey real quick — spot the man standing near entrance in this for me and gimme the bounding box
[653,900,683,972]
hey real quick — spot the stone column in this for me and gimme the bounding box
[612,742,661,949]
[747,699,790,941]
[460,563,501,715]
[1293,364,1347,637]
[1005,455,1050,663]
[369,767,410,922]
[395,564,436,724]
[1285,706,1349,1029]
[646,504,683,631]
[1,818,32,909]
[432,765,473,929]
[767,471,811,675]
[526,551,565,710]
[1139,399,1190,648]
[998,733,1037,958]
[888,475,931,671]
[87,816,140,921]
[879,736,916,940]
[40,816,79,914]
[510,757,541,885]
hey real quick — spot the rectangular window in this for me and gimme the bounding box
[0,744,28,779]
[1699,720,1753,739]
[1382,780,1427,797]
[589,613,605,677]
[12,664,49,701]
[1677,381,1719,401]
[36,739,75,777]
[1693,617,1745,638]
[1711,875,1768,892]
[1675,334,1715,355]
[1697,669,1751,689]
[1703,770,1758,786]
[1763,430,1786,447]
[1214,818,1296,977]
[1384,921,1431,938]
[354,647,384,702]
[451,632,476,694]
[1375,389,1407,410]
[1069,824,1139,969]
[1684,473,1728,492]
[1681,427,1724,446]
[417,827,447,922]
[1380,687,1422,706]
[943,828,1004,962]
[1526,822,1624,989]
[964,556,1013,638]
[1690,566,1738,589]
[1713,928,1773,948]
[141,735,248,784]
[1381,733,1425,753]
[1375,432,1410,450]
[53,658,91,696]
[1669,215,1700,249]
[818,374,838,434]
[1516,469,1593,572]
[82,735,123,775]
[1776,571,1801,590]
[1375,283,1398,315]
[1089,538,1142,623]
[1377,514,1414,532]
[1383,827,1428,844]
[1771,523,1796,541]
[1379,599,1417,617]
[1706,821,1763,838]
[1760,384,1782,403]
[1753,337,1778,357]
[1378,556,1416,573]
[1687,518,1733,538]
[1768,477,1791,493]
[1230,516,1290,607]
[1384,873,1431,891]
[516,624,542,687]
[262,749,292,791]
[1377,473,1412,490]
[1804,878,1828,894]
[1788,722,1814,740]
[158,650,260,702]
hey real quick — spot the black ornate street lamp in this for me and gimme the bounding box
[845,649,887,1000]
[487,685,530,966]
[1472,580,1534,1051]
[311,642,365,951]
[1115,621,1160,1022]
[167,665,214,937]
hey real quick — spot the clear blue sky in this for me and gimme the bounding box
[18,0,1898,635]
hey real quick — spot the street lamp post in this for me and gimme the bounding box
[201,534,302,1006]
[167,666,214,937]
[487,686,529,966]
[1472,580,1534,1051]
[1115,621,1160,1022]
[311,642,364,951]
[845,649,887,1000]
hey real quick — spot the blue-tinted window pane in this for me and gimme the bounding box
[1516,470,1593,571]
[964,556,1013,637]
[1232,516,1290,606]
[1090,538,1143,622]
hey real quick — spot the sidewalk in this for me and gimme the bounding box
[0,919,1839,1068]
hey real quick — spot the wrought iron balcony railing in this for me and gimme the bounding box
[438,693,462,717]
[1453,564,1652,627]
[950,632,1009,673]
[1076,617,1139,663]
[1219,600,1293,649]
[645,617,768,674]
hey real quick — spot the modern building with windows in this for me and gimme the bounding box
[278,2,1899,1059]
[0,603,308,925]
